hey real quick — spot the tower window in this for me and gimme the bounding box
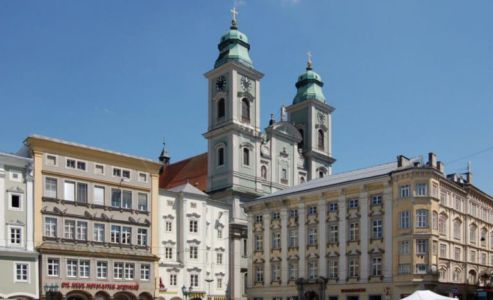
[319,171,324,178]
[298,129,304,150]
[217,98,225,120]
[241,98,250,123]
[318,129,324,150]
[217,147,225,166]
[261,165,267,180]
[243,148,250,166]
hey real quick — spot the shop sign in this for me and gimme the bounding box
[61,282,139,290]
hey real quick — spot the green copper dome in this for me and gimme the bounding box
[214,20,253,69]
[293,64,326,104]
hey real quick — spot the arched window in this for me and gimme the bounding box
[241,99,250,123]
[217,98,225,120]
[438,214,448,235]
[453,268,461,282]
[243,148,250,166]
[261,165,267,180]
[319,171,324,178]
[298,129,304,150]
[300,176,305,183]
[318,129,324,150]
[468,270,477,285]
[481,228,487,247]
[217,147,225,166]
[454,219,462,240]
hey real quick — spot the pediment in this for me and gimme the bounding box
[270,122,302,142]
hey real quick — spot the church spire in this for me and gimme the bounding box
[293,53,326,104]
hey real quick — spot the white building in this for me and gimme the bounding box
[158,183,230,300]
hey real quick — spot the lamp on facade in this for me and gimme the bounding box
[182,285,193,300]
[44,283,59,300]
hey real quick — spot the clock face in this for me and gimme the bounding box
[240,76,251,92]
[317,112,325,123]
[216,76,226,92]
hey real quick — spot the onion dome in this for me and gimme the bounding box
[292,54,326,104]
[214,10,253,68]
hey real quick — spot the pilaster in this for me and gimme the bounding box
[298,203,306,278]
[318,197,327,277]
[33,151,43,247]
[280,207,289,285]
[383,184,393,281]
[338,193,347,282]
[247,214,254,288]
[263,213,271,285]
[360,189,369,282]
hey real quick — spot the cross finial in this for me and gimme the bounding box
[230,7,238,29]
[306,51,313,70]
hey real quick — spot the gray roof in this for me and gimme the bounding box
[168,182,208,196]
[257,158,418,201]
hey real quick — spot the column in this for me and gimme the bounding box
[263,213,271,285]
[247,214,254,289]
[318,197,327,277]
[298,203,306,278]
[281,208,289,285]
[0,164,5,247]
[383,184,393,282]
[360,189,369,282]
[338,193,347,282]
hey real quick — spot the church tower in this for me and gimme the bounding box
[203,10,264,196]
[285,55,336,179]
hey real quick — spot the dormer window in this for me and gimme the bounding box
[241,98,250,123]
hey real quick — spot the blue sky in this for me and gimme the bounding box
[1,1,492,194]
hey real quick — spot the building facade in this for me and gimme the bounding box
[157,183,229,300]
[243,153,493,300]
[26,135,161,300]
[0,152,38,299]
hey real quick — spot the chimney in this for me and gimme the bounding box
[437,161,445,174]
[397,155,410,168]
[428,152,437,168]
[466,161,473,184]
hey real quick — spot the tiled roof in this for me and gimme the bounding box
[160,152,208,192]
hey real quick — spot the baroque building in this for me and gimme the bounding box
[0,151,38,299]
[243,153,493,300]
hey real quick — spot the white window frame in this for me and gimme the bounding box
[93,185,105,206]
[9,170,22,182]
[47,258,60,277]
[8,225,23,247]
[45,177,58,198]
[14,262,29,282]
[93,223,105,243]
[44,217,58,238]
[94,164,105,175]
[8,192,23,211]
[140,264,150,281]
[97,261,108,279]
[138,172,148,183]
[45,154,58,166]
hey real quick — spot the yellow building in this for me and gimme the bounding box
[243,153,493,300]
[26,135,161,300]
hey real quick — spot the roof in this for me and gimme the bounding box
[160,152,208,192]
[256,159,411,201]
[168,182,208,197]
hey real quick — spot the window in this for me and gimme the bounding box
[76,182,88,203]
[349,257,359,277]
[46,154,57,166]
[113,168,130,180]
[137,228,148,246]
[218,228,223,238]
[307,227,317,246]
[371,257,382,276]
[454,219,462,240]
[308,261,318,280]
[64,181,75,201]
[255,265,264,283]
[124,263,135,280]
[288,230,298,248]
[281,168,288,183]
[122,190,132,209]
[138,193,148,211]
[482,253,487,265]
[44,217,57,238]
[121,226,131,244]
[317,129,324,150]
[272,211,280,220]
[328,259,338,279]
[328,223,339,244]
[398,264,411,274]
[399,211,411,229]
[217,98,225,119]
[190,274,199,287]
[416,239,428,254]
[165,221,172,232]
[141,264,150,280]
[399,240,410,255]
[122,170,130,179]
[95,164,104,175]
[454,247,461,260]
[64,220,76,239]
[9,193,22,210]
[372,219,383,239]
[97,261,107,279]
[400,185,410,198]
[15,263,29,282]
[76,221,88,240]
[307,206,317,215]
[371,195,382,206]
[438,214,447,235]
[47,258,59,277]
[272,231,281,249]
[114,262,123,279]
[190,220,198,233]
[111,189,132,209]
[440,244,447,257]
[255,215,263,223]
[272,263,281,281]
[190,246,198,259]
[260,165,267,179]
[67,259,78,277]
[328,202,338,212]
[9,226,22,246]
[432,211,438,230]
[241,98,250,123]
[113,168,121,177]
[416,209,429,228]
[67,159,86,170]
[470,250,476,263]
[432,240,438,255]
[217,253,223,264]
[243,148,250,166]
[45,177,57,198]
[217,147,225,166]
[111,225,121,243]
[481,228,488,247]
[349,222,359,241]
[416,183,427,196]
[470,224,477,244]
[138,172,147,182]
[416,264,427,274]
[255,234,263,251]
[170,274,177,286]
[165,247,173,259]
[79,260,90,278]
[319,170,325,178]
[66,159,76,169]
[217,278,223,289]
[453,268,461,282]
[298,128,304,149]
[93,186,105,205]
[288,261,298,280]
[348,198,359,209]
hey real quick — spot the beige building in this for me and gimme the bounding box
[243,153,493,300]
[25,135,161,300]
